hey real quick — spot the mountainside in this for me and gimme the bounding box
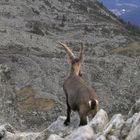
[0,99,140,140]
[0,0,140,132]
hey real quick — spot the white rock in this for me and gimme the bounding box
[66,125,95,140]
[128,98,140,117]
[17,132,40,140]
[108,135,119,140]
[0,123,16,139]
[2,131,16,140]
[121,112,140,139]
[47,116,79,137]
[48,134,64,140]
[0,123,15,134]
[0,124,41,140]
[96,135,106,140]
[89,109,109,133]
[103,114,125,138]
[126,123,140,140]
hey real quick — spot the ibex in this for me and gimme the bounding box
[58,42,99,126]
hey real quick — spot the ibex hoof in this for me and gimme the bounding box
[79,121,87,126]
[64,120,70,126]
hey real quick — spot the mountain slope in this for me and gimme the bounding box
[0,0,140,132]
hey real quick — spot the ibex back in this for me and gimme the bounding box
[58,42,99,126]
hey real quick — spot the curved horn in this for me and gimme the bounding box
[58,42,75,60]
[79,43,84,60]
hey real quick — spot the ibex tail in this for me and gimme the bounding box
[88,99,98,110]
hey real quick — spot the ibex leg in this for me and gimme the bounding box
[64,101,71,126]
[79,105,87,126]
[79,113,87,126]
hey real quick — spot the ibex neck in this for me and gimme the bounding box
[70,68,80,76]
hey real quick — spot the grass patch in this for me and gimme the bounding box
[16,85,55,114]
[112,42,140,57]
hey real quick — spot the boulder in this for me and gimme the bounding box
[89,109,109,133]
[128,98,140,117]
[65,125,95,140]
[47,115,79,137]
[121,112,140,139]
[103,114,125,138]
[0,123,16,138]
[126,123,140,140]
[107,135,119,140]
[96,134,106,140]
[46,134,64,140]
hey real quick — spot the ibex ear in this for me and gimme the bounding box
[79,43,84,61]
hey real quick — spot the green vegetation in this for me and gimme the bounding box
[118,18,140,36]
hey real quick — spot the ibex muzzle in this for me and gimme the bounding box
[58,42,99,126]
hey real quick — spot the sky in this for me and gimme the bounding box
[98,0,140,26]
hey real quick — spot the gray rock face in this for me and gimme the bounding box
[0,123,40,140]
[103,114,125,138]
[89,109,109,133]
[65,125,95,140]
[0,0,140,132]
[47,115,79,137]
[45,106,140,140]
[128,99,140,117]
[96,135,106,140]
[48,135,64,140]
[126,123,140,140]
[121,112,140,139]
[1,100,140,140]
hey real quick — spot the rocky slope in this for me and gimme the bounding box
[0,0,140,132]
[0,98,140,140]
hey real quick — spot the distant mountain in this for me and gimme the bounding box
[99,0,140,26]
[122,7,140,26]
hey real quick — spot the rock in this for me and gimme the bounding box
[103,114,125,138]
[35,115,79,140]
[126,123,140,140]
[0,123,15,138]
[89,109,109,133]
[0,124,41,140]
[17,132,40,140]
[2,131,16,140]
[121,112,140,139]
[2,131,40,140]
[47,115,79,137]
[65,125,95,140]
[1,104,140,140]
[0,129,5,139]
[128,98,140,117]
[0,0,140,133]
[107,135,119,140]
[48,134,64,140]
[96,135,106,140]
[0,124,16,140]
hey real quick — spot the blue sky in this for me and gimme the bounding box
[99,0,140,26]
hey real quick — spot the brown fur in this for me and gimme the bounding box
[58,42,99,126]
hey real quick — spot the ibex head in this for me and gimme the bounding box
[58,42,84,76]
